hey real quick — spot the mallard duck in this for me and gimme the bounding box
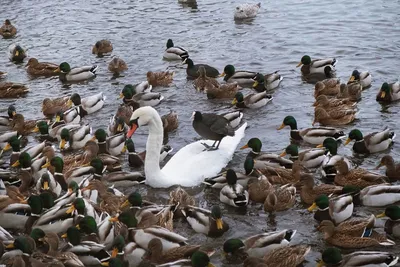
[241,138,293,169]
[317,219,394,248]
[338,82,362,101]
[277,115,345,145]
[234,3,261,19]
[108,57,128,74]
[181,205,229,237]
[376,155,400,180]
[297,55,336,77]
[206,82,239,100]
[220,65,256,86]
[318,247,398,267]
[220,169,249,207]
[334,160,387,188]
[281,144,325,169]
[59,125,92,150]
[344,184,400,207]
[223,229,296,260]
[163,39,189,60]
[313,107,357,126]
[314,78,341,98]
[243,245,310,267]
[67,92,105,115]
[348,70,372,89]
[308,195,343,223]
[376,81,400,103]
[313,94,356,110]
[318,137,352,180]
[162,111,179,134]
[25,58,58,76]
[54,62,98,82]
[41,156,68,191]
[33,120,80,142]
[92,39,113,55]
[122,138,145,168]
[345,128,395,154]
[168,187,196,217]
[298,174,342,205]
[182,58,219,79]
[3,136,46,165]
[0,82,29,98]
[146,71,174,87]
[41,96,69,117]
[254,160,300,185]
[232,91,273,109]
[252,72,283,92]
[377,205,400,239]
[120,84,164,107]
[93,129,125,156]
[263,184,296,212]
[11,114,37,136]
[35,171,62,198]
[247,174,273,203]
[193,65,220,92]
[8,44,26,62]
[0,19,17,38]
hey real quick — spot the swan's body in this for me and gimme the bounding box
[127,107,247,188]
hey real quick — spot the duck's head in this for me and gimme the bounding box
[226,169,238,185]
[313,108,329,125]
[5,19,11,25]
[111,235,125,257]
[243,157,255,175]
[59,128,70,149]
[348,69,360,83]
[66,198,85,215]
[317,137,338,155]
[281,144,298,157]
[277,115,297,130]
[26,58,39,67]
[12,151,31,168]
[67,181,80,195]
[62,226,81,246]
[93,128,107,143]
[211,205,224,229]
[122,138,135,153]
[324,66,335,78]
[377,205,400,220]
[232,92,244,105]
[126,106,158,138]
[40,173,51,191]
[42,156,64,173]
[68,93,82,107]
[109,210,138,228]
[318,247,342,267]
[252,73,264,88]
[28,195,44,216]
[40,191,55,209]
[121,191,142,209]
[297,55,311,67]
[191,251,215,267]
[114,116,125,134]
[240,137,262,153]
[376,155,394,169]
[77,215,98,235]
[90,158,104,176]
[181,57,194,67]
[8,105,16,119]
[54,62,71,73]
[30,228,46,244]
[55,111,64,122]
[345,129,363,145]
[14,45,25,58]
[120,84,135,99]
[379,82,391,99]
[7,236,35,255]
[84,140,99,156]
[3,136,20,152]
[221,65,235,79]
[166,39,174,48]
[33,121,49,134]
[307,194,329,212]
[223,238,245,255]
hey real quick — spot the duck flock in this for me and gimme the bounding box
[1,4,400,267]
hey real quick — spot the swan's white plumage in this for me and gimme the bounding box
[130,107,247,188]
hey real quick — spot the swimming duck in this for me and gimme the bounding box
[345,128,395,154]
[206,82,240,99]
[232,91,273,109]
[317,247,398,267]
[350,184,400,207]
[297,55,336,78]
[54,62,98,82]
[3,136,46,166]
[11,114,37,136]
[0,82,29,98]
[377,205,400,239]
[181,205,229,237]
[281,144,325,169]
[334,160,387,188]
[376,81,400,103]
[241,138,293,169]
[8,44,26,62]
[298,174,342,205]
[220,169,249,207]
[93,129,125,156]
[223,229,296,260]
[33,120,80,142]
[314,79,341,98]
[252,72,283,92]
[162,110,179,135]
[41,96,69,117]
[25,58,58,76]
[255,160,304,185]
[317,219,394,248]
[376,155,400,180]
[163,39,189,60]
[318,137,352,180]
[313,107,357,126]
[67,92,105,115]
[220,65,256,86]
[243,245,310,267]
[92,39,113,56]
[193,65,220,92]
[338,82,362,102]
[263,184,296,212]
[0,19,17,38]
[146,71,174,87]
[277,115,345,145]
[234,3,261,20]
[313,95,356,111]
[247,174,274,203]
[348,69,372,89]
[182,58,219,79]
[108,57,128,74]
[59,125,92,150]
[310,193,353,224]
[120,84,163,107]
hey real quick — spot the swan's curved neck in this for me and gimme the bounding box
[144,113,165,183]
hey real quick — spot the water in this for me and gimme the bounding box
[1,0,400,265]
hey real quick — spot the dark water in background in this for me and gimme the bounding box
[2,0,400,265]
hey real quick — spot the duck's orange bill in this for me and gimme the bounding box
[126,124,138,139]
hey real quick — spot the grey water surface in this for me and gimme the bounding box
[2,0,400,266]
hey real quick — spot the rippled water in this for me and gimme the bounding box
[2,0,400,266]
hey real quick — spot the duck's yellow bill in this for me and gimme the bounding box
[240,144,249,150]
[90,136,97,141]
[208,263,216,267]
[11,160,20,167]
[252,81,259,88]
[32,126,40,133]
[349,76,355,82]
[317,260,325,267]
[66,99,73,107]
[121,145,127,153]
[15,51,19,57]
[59,139,66,149]
[219,72,225,77]
[41,160,51,169]
[66,205,75,214]
[296,62,302,67]
[277,123,285,130]
[54,67,61,73]
[307,202,318,212]
[119,93,124,99]
[316,144,324,148]
[43,181,49,190]
[231,99,238,105]
[120,199,130,209]
[56,115,61,122]
[61,233,67,238]
[117,123,124,132]
[111,247,119,258]
[344,138,351,146]
[279,151,287,157]
[3,143,11,151]
[109,216,119,222]
[216,218,223,230]
[381,91,386,98]
[101,263,109,267]
[376,212,386,218]
[6,243,14,249]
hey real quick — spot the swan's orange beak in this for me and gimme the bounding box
[126,124,138,138]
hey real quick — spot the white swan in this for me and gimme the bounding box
[126,106,247,188]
